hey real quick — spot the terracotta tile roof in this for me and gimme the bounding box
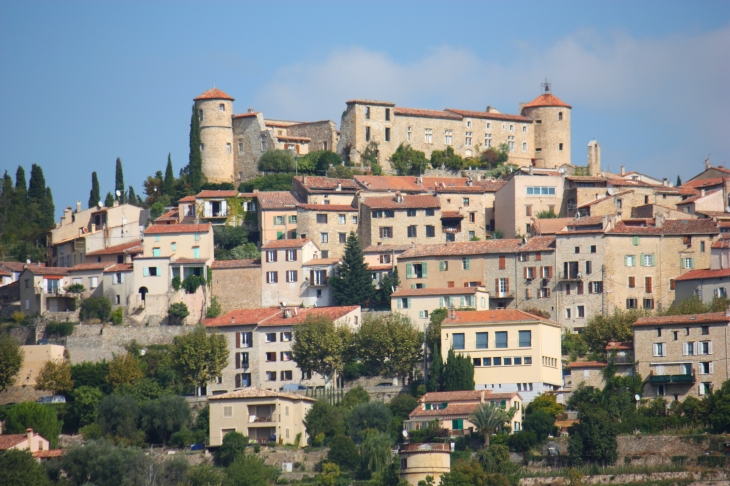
[194,87,234,101]
[410,403,479,417]
[634,312,728,327]
[103,263,133,273]
[366,264,393,271]
[676,193,708,205]
[256,191,301,210]
[362,244,413,253]
[605,341,632,351]
[297,204,357,212]
[441,211,464,219]
[532,217,574,235]
[345,99,395,106]
[675,268,730,281]
[33,449,63,458]
[577,191,633,209]
[155,208,179,222]
[443,109,532,122]
[0,262,34,272]
[179,195,196,203]
[211,259,261,269]
[567,361,607,369]
[0,434,27,449]
[261,238,311,249]
[294,176,359,192]
[565,216,605,227]
[608,179,653,188]
[394,107,463,120]
[523,93,572,109]
[23,266,69,276]
[443,309,556,325]
[607,219,718,236]
[173,258,209,264]
[566,176,607,182]
[391,287,481,297]
[695,210,730,219]
[398,236,554,259]
[144,224,211,235]
[713,237,730,249]
[682,177,727,189]
[208,387,316,402]
[197,190,239,198]
[0,269,10,277]
[361,194,440,210]
[420,390,488,402]
[436,182,506,193]
[86,240,143,256]
[304,258,340,266]
[232,112,261,119]
[355,176,424,192]
[205,305,359,328]
[68,262,116,272]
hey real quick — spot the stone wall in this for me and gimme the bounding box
[295,207,358,258]
[65,324,189,364]
[287,121,338,153]
[211,265,262,314]
[519,471,727,486]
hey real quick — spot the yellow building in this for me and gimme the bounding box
[208,387,315,446]
[441,310,563,403]
[399,443,451,486]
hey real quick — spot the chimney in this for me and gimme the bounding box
[448,307,456,319]
[529,166,533,176]
[656,214,664,228]
[113,200,119,208]
[76,201,82,213]
[231,317,235,324]
[663,178,668,186]
[248,108,255,113]
[701,189,706,197]
[0,421,3,434]
[302,176,307,185]
[27,428,35,452]
[621,165,625,176]
[336,183,342,191]
[706,158,711,170]
[726,306,730,318]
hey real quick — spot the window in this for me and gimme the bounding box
[365,106,370,119]
[89,276,98,289]
[418,310,429,319]
[701,241,706,252]
[453,333,465,350]
[653,343,666,357]
[352,216,358,224]
[223,406,233,418]
[239,141,243,152]
[320,233,328,243]
[577,305,585,318]
[558,112,563,121]
[444,130,453,145]
[683,258,694,269]
[514,357,522,365]
[266,352,276,362]
[266,250,277,263]
[522,125,527,133]
[226,143,231,154]
[462,257,470,270]
[499,255,506,270]
[385,127,391,142]
[316,214,328,224]
[286,270,297,283]
[642,254,655,267]
[625,255,636,267]
[466,120,472,128]
[144,266,160,277]
[508,135,515,151]
[509,124,514,132]
[365,126,370,142]
[473,358,481,366]
[559,143,564,150]
[495,331,508,348]
[699,341,712,355]
[526,187,556,196]
[384,210,395,218]
[281,370,293,381]
[585,261,592,274]
[469,212,476,223]
[407,226,417,237]
[645,276,653,293]
[469,231,475,239]
[493,357,502,366]
[380,227,393,238]
[518,330,531,347]
[274,216,284,225]
[476,332,488,349]
[407,209,416,218]
[218,103,225,112]
[462,197,470,207]
[484,133,492,147]
[590,281,602,294]
[657,384,666,396]
[566,308,571,319]
[285,249,297,262]
[465,132,472,147]
[700,382,713,396]
[266,271,278,284]
[425,128,433,144]
[193,247,200,259]
[626,298,637,309]
[264,333,277,343]
[266,371,276,382]
[407,126,412,141]
[198,109,204,121]
[702,326,710,335]
[699,362,713,374]
[385,108,390,121]
[522,142,527,152]
[289,215,297,224]
[590,245,597,253]
[426,225,435,237]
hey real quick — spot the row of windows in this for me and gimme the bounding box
[235,331,291,348]
[320,232,349,244]
[373,209,435,218]
[451,330,531,350]
[273,215,297,225]
[315,214,357,225]
[526,186,556,196]
[266,270,327,285]
[653,340,712,357]
[656,326,711,339]
[473,356,533,367]
[657,382,715,396]
[265,250,298,263]
[379,225,437,239]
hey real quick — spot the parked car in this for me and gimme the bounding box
[36,339,50,345]
[376,382,393,387]
[36,395,66,404]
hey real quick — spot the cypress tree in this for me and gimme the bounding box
[0,172,13,234]
[42,187,55,229]
[28,164,46,205]
[442,349,475,391]
[104,192,115,208]
[115,158,125,203]
[188,105,203,193]
[329,232,375,306]
[428,342,443,392]
[128,186,138,207]
[89,172,100,208]
[12,166,27,217]
[676,175,682,186]
[164,153,175,196]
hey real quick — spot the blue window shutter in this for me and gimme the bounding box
[440,261,445,271]
[157,267,162,276]
[143,267,149,277]
[465,258,470,270]
[422,262,428,278]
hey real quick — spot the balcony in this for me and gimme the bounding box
[248,415,274,424]
[442,226,462,234]
[649,374,695,385]
[493,292,515,299]
[400,443,451,452]
[558,271,583,281]
[611,355,634,365]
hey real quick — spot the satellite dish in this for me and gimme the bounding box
[559,168,566,174]
[98,202,104,208]
[725,206,730,213]
[402,430,408,438]
[634,394,641,401]
[607,188,614,195]
[115,190,121,197]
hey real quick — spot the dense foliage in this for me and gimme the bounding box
[329,232,375,306]
[0,333,23,392]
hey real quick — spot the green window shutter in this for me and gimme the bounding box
[406,263,413,279]
[691,258,695,269]
[465,258,470,270]
[651,254,656,266]
[440,261,445,271]
[157,267,162,276]
[425,403,431,410]
[411,284,416,289]
[143,267,149,277]
[632,236,639,246]
[442,403,448,409]
[460,296,465,307]
[624,255,629,266]
[422,262,428,278]
[407,298,412,308]
[639,254,645,266]
[397,299,402,309]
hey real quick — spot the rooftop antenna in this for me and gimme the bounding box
[541,78,551,93]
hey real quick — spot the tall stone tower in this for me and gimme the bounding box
[194,88,235,183]
[587,140,601,176]
[521,82,572,168]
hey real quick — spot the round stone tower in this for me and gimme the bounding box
[194,88,235,183]
[521,83,572,168]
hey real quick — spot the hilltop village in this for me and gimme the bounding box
[3,84,730,486]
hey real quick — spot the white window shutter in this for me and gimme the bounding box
[440,297,444,307]
[397,299,402,309]
[221,200,227,215]
[682,343,687,356]
[120,273,124,283]
[709,341,713,355]
[653,344,659,357]
[407,298,412,309]
[699,385,705,396]
[710,362,714,374]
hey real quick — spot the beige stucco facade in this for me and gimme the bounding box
[391,287,489,331]
[399,444,451,486]
[495,172,567,239]
[15,345,65,387]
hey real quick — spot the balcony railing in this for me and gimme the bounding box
[558,272,583,281]
[649,374,695,385]
[493,292,515,299]
[249,415,274,423]
[611,355,634,365]
[400,443,451,452]
[442,226,461,234]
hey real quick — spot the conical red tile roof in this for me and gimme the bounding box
[523,93,571,109]
[194,88,234,101]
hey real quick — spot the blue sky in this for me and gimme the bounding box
[1,1,729,216]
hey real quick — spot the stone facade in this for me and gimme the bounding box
[196,94,235,184]
[211,260,262,314]
[521,104,570,169]
[358,194,443,247]
[295,205,358,258]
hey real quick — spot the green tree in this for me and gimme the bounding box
[226,453,279,486]
[375,267,400,306]
[292,314,351,386]
[427,342,443,392]
[426,308,448,353]
[583,308,649,354]
[218,431,249,466]
[186,464,226,486]
[97,394,141,442]
[170,326,229,391]
[106,352,143,388]
[357,314,423,381]
[35,359,74,395]
[348,401,392,440]
[0,449,51,486]
[4,401,62,448]
[213,225,249,251]
[0,334,23,392]
[329,232,375,305]
[104,191,115,208]
[127,186,139,206]
[164,153,176,196]
[525,393,565,418]
[140,395,191,445]
[257,150,296,172]
[69,385,105,429]
[523,409,556,443]
[238,174,294,192]
[114,157,125,203]
[568,409,617,465]
[27,163,46,206]
[390,143,429,175]
[701,380,730,433]
[327,435,359,470]
[469,402,510,446]
[317,462,341,486]
[439,458,488,486]
[303,400,346,442]
[388,393,418,420]
[168,302,190,325]
[507,430,537,452]
[89,172,101,208]
[536,209,558,218]
[342,386,370,409]
[430,146,464,171]
[71,361,112,394]
[361,431,393,474]
[188,104,204,193]
[442,349,474,391]
[676,175,682,186]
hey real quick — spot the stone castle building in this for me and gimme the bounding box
[337,83,572,171]
[193,88,339,184]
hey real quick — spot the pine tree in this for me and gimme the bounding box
[428,342,443,392]
[115,158,125,203]
[164,153,175,196]
[329,232,375,306]
[676,175,682,186]
[128,186,138,207]
[42,187,55,229]
[188,105,203,193]
[88,172,100,208]
[441,349,475,391]
[104,192,115,208]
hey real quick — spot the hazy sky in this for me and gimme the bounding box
[1,1,729,216]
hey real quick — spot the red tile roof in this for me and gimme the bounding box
[155,208,179,223]
[567,361,607,369]
[355,176,425,192]
[443,309,556,325]
[441,211,464,219]
[211,259,261,269]
[394,107,462,120]
[232,112,260,119]
[68,262,116,272]
[103,263,133,273]
[33,449,63,459]
[366,264,394,271]
[0,269,10,277]
[205,305,359,328]
[261,238,311,249]
[0,262,36,272]
[362,244,413,253]
[420,390,489,402]
[0,434,27,449]
[144,224,211,235]
[297,204,357,212]
[607,219,718,236]
[682,177,727,189]
[208,387,316,402]
[605,341,632,351]
[391,287,481,297]
[410,403,479,417]
[523,93,572,109]
[197,190,239,198]
[86,240,143,256]
[179,195,196,203]
[256,191,301,210]
[294,176,359,192]
[360,194,440,210]
[398,236,555,259]
[23,266,69,276]
[444,108,531,122]
[533,217,574,235]
[634,312,728,327]
[713,237,730,249]
[194,87,234,101]
[577,191,633,209]
[566,176,607,182]
[304,258,340,266]
[675,268,730,281]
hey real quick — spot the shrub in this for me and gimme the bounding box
[348,401,392,440]
[97,394,141,443]
[389,393,419,420]
[11,311,26,324]
[342,386,370,409]
[523,409,557,443]
[167,302,190,325]
[4,401,62,448]
[182,275,206,294]
[172,276,181,291]
[79,297,112,322]
[45,321,76,337]
[0,449,51,486]
[111,307,123,325]
[258,150,296,173]
[219,431,249,466]
[327,435,359,470]
[507,430,537,452]
[65,283,86,295]
[206,297,222,318]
